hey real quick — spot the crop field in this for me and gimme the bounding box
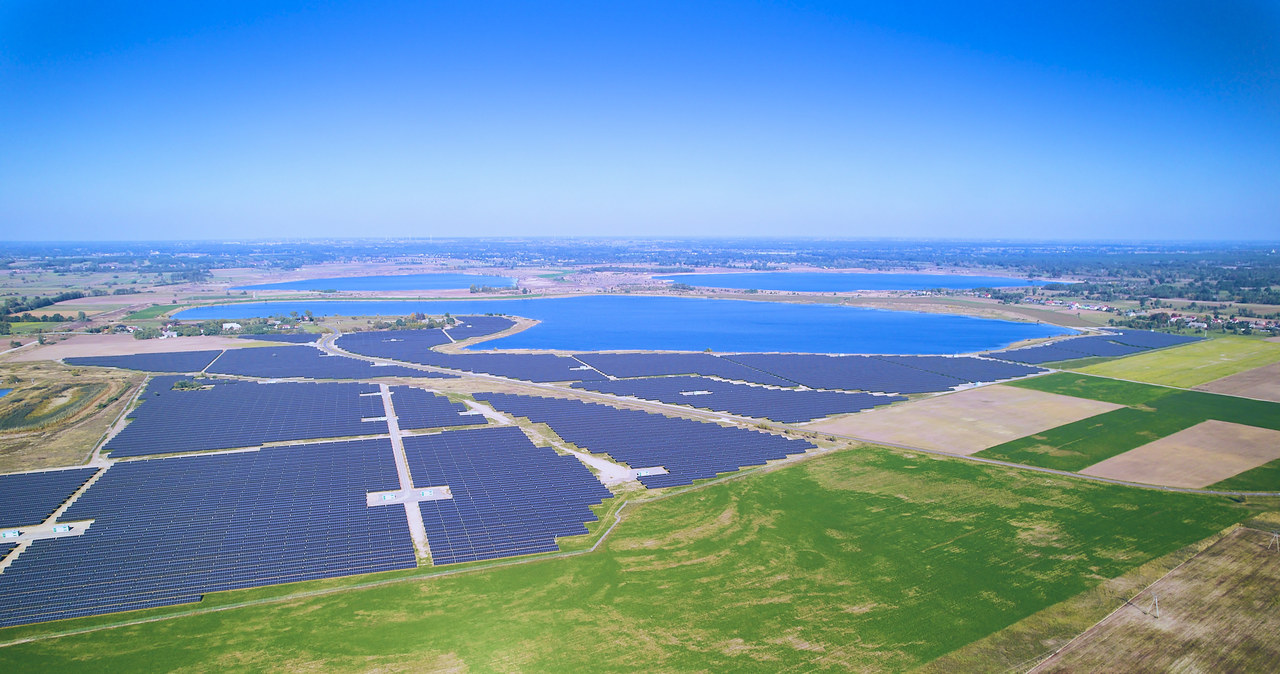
[0,444,1249,671]
[976,374,1280,484]
[807,384,1121,455]
[1197,361,1280,403]
[1078,421,1280,489]
[122,304,181,321]
[1035,527,1280,672]
[1076,336,1280,388]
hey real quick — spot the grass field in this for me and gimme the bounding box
[122,304,180,320]
[1075,336,1280,388]
[0,361,143,472]
[0,445,1250,671]
[976,374,1280,482]
[1035,527,1280,672]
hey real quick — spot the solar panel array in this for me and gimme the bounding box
[474,392,815,489]
[404,426,612,565]
[0,439,416,628]
[239,333,322,343]
[723,354,965,393]
[873,355,1046,382]
[992,336,1149,364]
[389,386,477,431]
[571,376,904,423]
[1104,329,1203,349]
[573,352,796,386]
[105,377,386,457]
[336,329,453,361]
[415,352,609,383]
[446,316,517,341]
[0,467,100,528]
[208,344,441,380]
[66,350,222,373]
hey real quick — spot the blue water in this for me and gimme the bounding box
[656,272,1045,291]
[175,296,1071,354]
[234,273,516,292]
[0,388,10,399]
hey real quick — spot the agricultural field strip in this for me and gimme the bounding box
[1027,525,1277,672]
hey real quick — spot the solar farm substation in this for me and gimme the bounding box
[3,320,1196,628]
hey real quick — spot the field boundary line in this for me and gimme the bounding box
[1022,523,1245,673]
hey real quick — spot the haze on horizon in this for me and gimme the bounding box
[1,1,1277,242]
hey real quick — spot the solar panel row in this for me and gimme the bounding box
[0,438,416,628]
[337,330,608,383]
[445,316,517,341]
[66,350,222,373]
[208,345,443,380]
[403,426,612,565]
[571,376,905,423]
[1103,329,1202,349]
[0,467,100,529]
[389,386,477,431]
[572,352,796,386]
[474,392,815,488]
[992,336,1149,364]
[238,333,322,344]
[723,354,964,393]
[873,355,1045,382]
[105,377,387,457]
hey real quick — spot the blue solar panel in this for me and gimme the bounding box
[105,377,387,457]
[0,438,415,628]
[336,329,453,362]
[1104,330,1203,349]
[66,350,222,373]
[403,426,612,565]
[390,386,478,431]
[445,316,516,341]
[208,344,445,379]
[992,336,1148,364]
[475,392,815,488]
[573,352,796,386]
[571,376,904,422]
[723,354,964,393]
[873,356,1046,382]
[238,333,322,344]
[0,467,100,529]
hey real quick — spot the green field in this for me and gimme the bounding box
[1076,336,1280,388]
[0,445,1249,671]
[976,374,1280,478]
[123,304,179,321]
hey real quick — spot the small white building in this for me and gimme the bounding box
[221,322,242,332]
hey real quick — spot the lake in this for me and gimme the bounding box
[656,272,1046,292]
[233,273,516,292]
[0,388,10,399]
[176,296,1070,354]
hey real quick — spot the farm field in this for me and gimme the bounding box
[1075,336,1280,388]
[1197,361,1280,403]
[806,384,1121,455]
[1034,527,1280,672]
[0,444,1250,671]
[1078,421,1280,489]
[976,374,1280,484]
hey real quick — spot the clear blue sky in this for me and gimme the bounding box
[2,1,1277,241]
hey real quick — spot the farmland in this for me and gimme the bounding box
[0,444,1251,671]
[1035,527,1280,672]
[976,374,1280,484]
[1076,336,1280,388]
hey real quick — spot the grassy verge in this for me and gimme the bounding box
[977,373,1280,476]
[123,304,183,321]
[1075,336,1280,388]
[0,444,1252,671]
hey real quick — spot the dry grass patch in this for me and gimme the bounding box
[1034,527,1280,673]
[1079,420,1280,489]
[1197,361,1280,403]
[5,333,252,362]
[806,385,1122,455]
